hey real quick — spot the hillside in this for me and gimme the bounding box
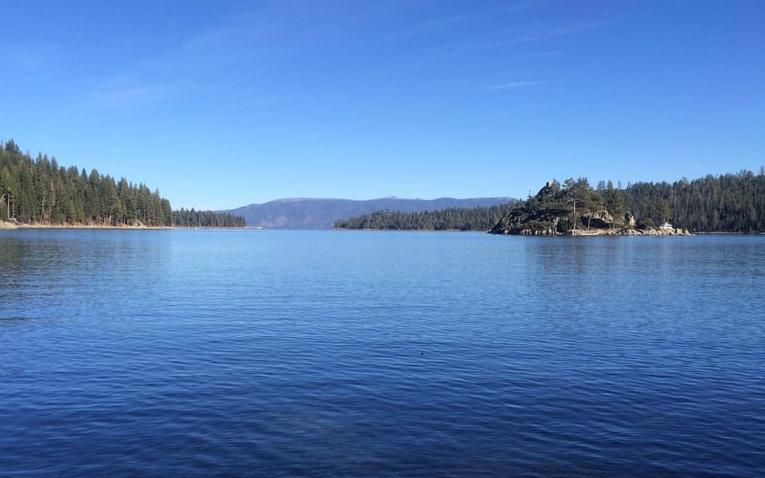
[227,197,514,229]
[0,140,244,227]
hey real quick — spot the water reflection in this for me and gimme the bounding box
[0,230,172,319]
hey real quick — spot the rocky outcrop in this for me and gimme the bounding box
[623,227,691,236]
[489,210,563,235]
[581,210,614,229]
[492,221,691,237]
[625,212,637,228]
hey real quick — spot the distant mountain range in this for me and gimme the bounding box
[225,197,515,229]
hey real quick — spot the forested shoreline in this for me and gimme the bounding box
[0,140,244,228]
[4,138,762,233]
[172,209,246,228]
[624,171,765,232]
[333,203,517,231]
[336,171,765,233]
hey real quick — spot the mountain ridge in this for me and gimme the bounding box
[225,197,515,229]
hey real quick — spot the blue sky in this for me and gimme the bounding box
[1,0,763,209]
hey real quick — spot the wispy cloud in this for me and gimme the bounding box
[457,18,620,54]
[89,81,178,109]
[0,42,64,86]
[380,0,544,43]
[507,50,563,61]
[481,80,548,91]
[3,43,60,72]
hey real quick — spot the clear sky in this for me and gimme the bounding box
[1,0,763,209]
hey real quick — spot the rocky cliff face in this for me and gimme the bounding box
[489,208,562,236]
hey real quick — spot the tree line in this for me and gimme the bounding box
[334,204,515,231]
[172,209,246,228]
[0,140,244,227]
[336,170,765,232]
[624,170,765,232]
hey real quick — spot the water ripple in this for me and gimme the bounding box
[1,230,764,477]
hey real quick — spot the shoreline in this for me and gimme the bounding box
[1,221,241,231]
[3,221,763,234]
[335,227,764,235]
[0,221,176,230]
[1,221,171,230]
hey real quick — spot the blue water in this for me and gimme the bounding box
[1,230,764,477]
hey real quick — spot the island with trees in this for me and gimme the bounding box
[489,178,688,236]
[0,140,245,228]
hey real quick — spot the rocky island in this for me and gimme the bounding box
[489,179,691,236]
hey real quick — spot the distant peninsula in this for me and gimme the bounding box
[0,140,245,228]
[333,203,518,231]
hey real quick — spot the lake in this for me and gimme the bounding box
[1,230,764,477]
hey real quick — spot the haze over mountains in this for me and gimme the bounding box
[226,197,514,229]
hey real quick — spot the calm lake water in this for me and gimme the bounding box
[1,230,764,477]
